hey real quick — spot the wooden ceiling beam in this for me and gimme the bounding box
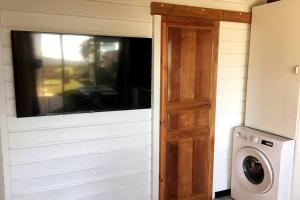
[151,2,252,23]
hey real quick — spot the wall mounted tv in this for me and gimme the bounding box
[11,31,152,117]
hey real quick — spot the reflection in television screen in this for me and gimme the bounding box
[11,31,152,117]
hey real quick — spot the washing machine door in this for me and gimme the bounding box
[234,147,273,194]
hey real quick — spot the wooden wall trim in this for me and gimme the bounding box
[151,2,252,23]
[223,10,251,23]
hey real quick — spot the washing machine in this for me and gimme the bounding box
[231,127,295,200]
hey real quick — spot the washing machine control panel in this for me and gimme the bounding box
[236,132,247,140]
[261,140,273,147]
[236,131,273,147]
[250,136,259,143]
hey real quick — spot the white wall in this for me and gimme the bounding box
[0,1,152,200]
[213,21,250,193]
[0,125,4,200]
[0,0,265,200]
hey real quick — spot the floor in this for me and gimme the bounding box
[214,196,233,200]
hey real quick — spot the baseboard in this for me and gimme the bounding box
[215,189,231,198]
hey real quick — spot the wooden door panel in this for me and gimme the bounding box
[160,16,219,200]
[166,142,179,199]
[167,109,210,131]
[195,30,213,100]
[168,27,182,103]
[165,137,211,199]
[192,136,209,195]
[177,139,194,197]
[168,28,213,103]
[179,29,196,102]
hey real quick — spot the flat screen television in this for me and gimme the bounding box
[11,31,152,117]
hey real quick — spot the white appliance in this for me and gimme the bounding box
[231,127,295,200]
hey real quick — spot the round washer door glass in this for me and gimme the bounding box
[243,156,264,185]
[234,147,273,194]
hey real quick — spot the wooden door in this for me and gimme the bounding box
[160,16,219,200]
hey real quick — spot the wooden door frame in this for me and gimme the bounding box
[158,16,220,200]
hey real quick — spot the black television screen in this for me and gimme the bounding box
[11,31,152,117]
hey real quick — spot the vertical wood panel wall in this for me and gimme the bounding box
[0,0,264,200]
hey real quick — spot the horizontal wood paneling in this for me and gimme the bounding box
[9,121,151,148]
[11,147,151,179]
[12,173,151,200]
[0,3,153,199]
[12,160,151,195]
[222,0,263,4]
[215,114,244,140]
[217,79,247,91]
[220,21,250,29]
[216,103,245,115]
[213,157,231,191]
[218,54,248,67]
[0,0,152,22]
[6,99,15,117]
[217,91,245,104]
[7,109,151,132]
[86,0,151,7]
[1,11,152,38]
[4,82,13,99]
[2,46,11,65]
[218,67,247,79]
[1,28,11,47]
[69,185,151,200]
[220,28,250,42]
[3,65,13,82]
[219,41,249,54]
[213,21,250,193]
[10,134,151,164]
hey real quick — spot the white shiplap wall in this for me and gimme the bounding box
[213,21,250,193]
[0,0,265,200]
[0,125,4,200]
[0,1,153,200]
